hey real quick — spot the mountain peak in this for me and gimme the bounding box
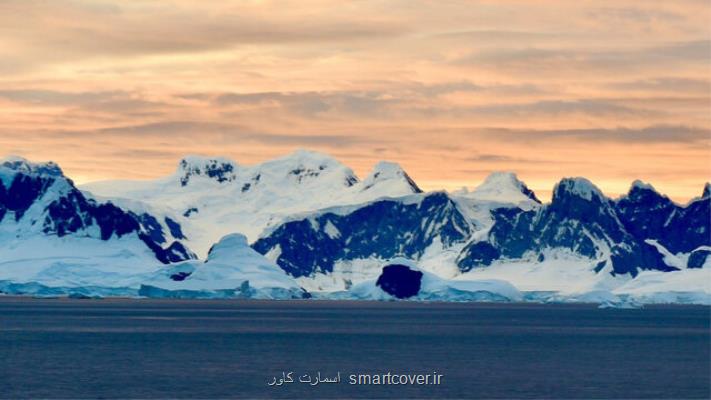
[371,161,404,175]
[630,179,655,192]
[177,155,239,186]
[259,149,359,188]
[469,171,540,205]
[1,155,63,177]
[618,179,673,207]
[360,161,422,194]
[703,183,710,198]
[553,177,605,202]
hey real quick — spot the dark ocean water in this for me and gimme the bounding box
[0,298,708,399]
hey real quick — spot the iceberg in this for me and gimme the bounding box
[138,234,308,299]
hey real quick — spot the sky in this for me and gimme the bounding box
[0,0,709,202]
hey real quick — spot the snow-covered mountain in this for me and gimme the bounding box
[0,156,194,267]
[253,173,710,297]
[484,177,674,276]
[0,156,202,296]
[0,155,306,298]
[82,150,422,257]
[455,171,540,210]
[250,172,546,287]
[1,151,709,305]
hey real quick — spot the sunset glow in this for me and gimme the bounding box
[1,0,709,201]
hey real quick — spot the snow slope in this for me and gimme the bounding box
[0,233,306,299]
[0,233,161,295]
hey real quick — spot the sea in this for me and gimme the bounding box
[0,297,708,399]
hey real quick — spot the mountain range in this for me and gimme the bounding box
[1,151,709,305]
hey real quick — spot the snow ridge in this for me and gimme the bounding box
[553,177,604,201]
[466,171,540,207]
[1,155,63,179]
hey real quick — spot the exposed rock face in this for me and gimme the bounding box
[0,157,195,264]
[252,192,473,277]
[376,264,423,299]
[457,241,501,271]
[486,178,671,276]
[687,249,711,269]
[615,181,710,254]
[178,156,238,186]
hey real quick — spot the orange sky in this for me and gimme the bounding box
[0,0,709,202]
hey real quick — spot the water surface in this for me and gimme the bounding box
[0,298,708,399]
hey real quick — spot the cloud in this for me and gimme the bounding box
[0,89,126,106]
[483,125,710,144]
[464,100,652,117]
[434,30,565,42]
[242,133,365,147]
[456,40,711,74]
[608,78,711,93]
[107,148,181,160]
[215,91,398,118]
[465,154,557,164]
[586,7,686,23]
[584,6,696,31]
[0,0,409,69]
[212,91,647,120]
[57,121,364,148]
[1,0,709,201]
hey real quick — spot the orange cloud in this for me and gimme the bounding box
[0,0,709,202]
